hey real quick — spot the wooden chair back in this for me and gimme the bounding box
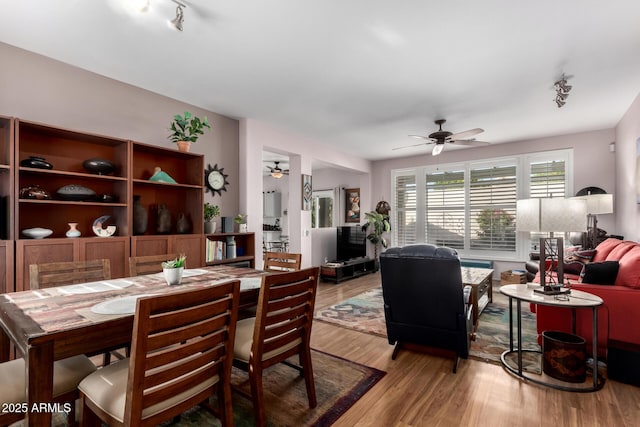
[82,281,240,426]
[263,251,302,272]
[234,267,319,426]
[128,253,178,276]
[29,259,111,289]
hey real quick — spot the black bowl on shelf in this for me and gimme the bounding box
[95,194,119,203]
[20,156,53,169]
[83,158,115,175]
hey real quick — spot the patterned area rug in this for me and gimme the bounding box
[314,287,540,367]
[51,350,384,427]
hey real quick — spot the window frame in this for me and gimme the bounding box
[390,149,574,261]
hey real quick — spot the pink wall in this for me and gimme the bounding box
[0,42,240,216]
[372,128,617,236]
[615,92,640,241]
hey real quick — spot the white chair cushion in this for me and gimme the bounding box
[234,317,302,363]
[78,358,219,423]
[0,355,97,404]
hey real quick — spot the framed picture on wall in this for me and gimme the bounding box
[302,174,312,210]
[345,188,360,223]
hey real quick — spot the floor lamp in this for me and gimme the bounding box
[574,194,613,249]
[516,198,587,294]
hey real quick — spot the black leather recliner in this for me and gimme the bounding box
[380,244,473,373]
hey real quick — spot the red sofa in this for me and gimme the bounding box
[532,238,640,357]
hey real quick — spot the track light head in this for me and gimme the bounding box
[170,1,185,31]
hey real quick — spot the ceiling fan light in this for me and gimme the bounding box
[432,144,444,156]
[170,3,185,31]
[555,96,566,108]
[271,171,284,179]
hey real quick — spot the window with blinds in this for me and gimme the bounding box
[394,173,417,247]
[425,169,465,249]
[469,165,517,251]
[390,149,572,259]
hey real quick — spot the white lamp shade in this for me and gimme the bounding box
[432,144,444,156]
[516,198,587,232]
[516,199,540,232]
[574,194,613,214]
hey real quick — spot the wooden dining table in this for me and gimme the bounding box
[0,265,267,426]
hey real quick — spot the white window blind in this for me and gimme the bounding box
[469,165,517,251]
[394,173,417,247]
[390,149,571,260]
[425,169,465,249]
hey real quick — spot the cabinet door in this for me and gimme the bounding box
[173,234,204,268]
[16,239,78,291]
[80,237,130,279]
[0,241,13,293]
[131,235,171,257]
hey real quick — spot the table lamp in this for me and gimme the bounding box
[516,198,587,294]
[573,193,613,249]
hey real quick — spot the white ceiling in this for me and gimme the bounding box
[2,1,640,160]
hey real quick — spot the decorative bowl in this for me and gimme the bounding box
[92,215,117,237]
[56,184,97,201]
[83,158,115,175]
[22,227,53,239]
[20,156,53,169]
[19,185,52,200]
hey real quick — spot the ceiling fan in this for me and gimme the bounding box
[266,161,289,179]
[395,119,490,156]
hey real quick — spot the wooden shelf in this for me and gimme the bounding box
[19,167,128,181]
[19,199,127,207]
[205,232,255,268]
[206,255,255,267]
[132,178,202,190]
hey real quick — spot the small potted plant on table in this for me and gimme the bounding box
[234,214,248,233]
[162,254,187,286]
[204,202,220,234]
[168,111,211,152]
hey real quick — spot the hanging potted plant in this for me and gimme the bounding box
[361,211,391,268]
[161,254,187,286]
[168,111,211,152]
[204,202,220,234]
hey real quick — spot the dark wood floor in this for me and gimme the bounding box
[311,272,640,427]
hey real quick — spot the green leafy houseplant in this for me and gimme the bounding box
[204,203,220,222]
[162,254,187,269]
[361,211,391,259]
[168,111,211,143]
[234,214,247,224]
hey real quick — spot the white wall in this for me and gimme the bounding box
[615,92,640,242]
[0,42,240,218]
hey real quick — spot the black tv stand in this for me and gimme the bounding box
[320,257,376,284]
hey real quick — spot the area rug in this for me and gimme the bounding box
[51,350,384,427]
[314,287,540,366]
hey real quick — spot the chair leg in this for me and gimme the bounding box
[299,348,317,408]
[102,352,111,367]
[391,342,401,360]
[219,382,234,427]
[79,396,101,427]
[453,355,459,374]
[249,366,267,427]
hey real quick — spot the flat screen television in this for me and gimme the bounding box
[336,226,367,261]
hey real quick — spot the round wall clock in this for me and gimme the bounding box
[204,163,229,196]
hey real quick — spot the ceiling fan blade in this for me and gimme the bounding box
[393,140,435,151]
[408,134,433,140]
[446,128,484,141]
[450,139,491,146]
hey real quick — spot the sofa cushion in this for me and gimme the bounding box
[615,246,640,288]
[592,238,624,262]
[606,240,637,261]
[580,261,619,285]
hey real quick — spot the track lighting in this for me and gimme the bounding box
[553,74,572,108]
[170,0,185,31]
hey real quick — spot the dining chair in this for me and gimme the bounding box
[78,280,240,427]
[29,259,111,289]
[0,355,97,426]
[128,253,178,276]
[263,251,302,272]
[233,267,320,427]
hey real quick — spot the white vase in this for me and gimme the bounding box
[66,222,81,238]
[163,267,184,286]
[239,223,248,233]
[204,221,216,234]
